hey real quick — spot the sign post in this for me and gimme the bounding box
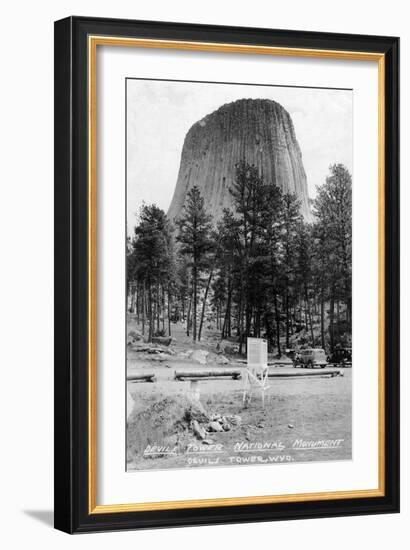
[244,338,269,406]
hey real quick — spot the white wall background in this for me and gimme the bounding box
[0,0,407,547]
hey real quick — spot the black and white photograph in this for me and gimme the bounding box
[126,79,353,472]
[0,0,403,541]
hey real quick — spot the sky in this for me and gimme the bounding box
[127,79,352,231]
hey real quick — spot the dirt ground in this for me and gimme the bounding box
[127,342,352,471]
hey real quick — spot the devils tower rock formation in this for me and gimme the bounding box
[167,98,312,223]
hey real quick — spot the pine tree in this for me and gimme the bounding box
[314,164,352,350]
[176,186,213,341]
[296,221,315,345]
[281,192,303,348]
[260,182,284,354]
[228,160,267,350]
[129,204,174,341]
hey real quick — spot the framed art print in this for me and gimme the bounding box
[54,16,399,533]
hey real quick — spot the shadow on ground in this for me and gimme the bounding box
[23,510,54,527]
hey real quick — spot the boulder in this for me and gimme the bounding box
[129,344,153,353]
[208,421,224,433]
[178,349,194,359]
[184,401,209,424]
[229,414,242,426]
[152,336,172,346]
[191,420,206,440]
[127,329,144,345]
[191,350,209,365]
[130,344,171,355]
[216,340,239,355]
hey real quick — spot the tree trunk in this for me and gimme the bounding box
[193,266,197,341]
[141,284,145,335]
[285,288,290,348]
[222,284,232,340]
[161,285,165,333]
[186,296,192,337]
[289,305,294,335]
[198,268,214,341]
[167,287,172,337]
[305,284,314,346]
[320,294,325,349]
[346,295,352,330]
[238,290,245,355]
[130,287,136,314]
[304,298,308,329]
[264,313,274,351]
[336,300,340,341]
[274,292,281,357]
[329,290,335,352]
[148,284,153,342]
[227,279,232,338]
[155,284,160,334]
[136,287,140,323]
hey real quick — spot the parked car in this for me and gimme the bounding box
[299,348,327,368]
[327,347,352,366]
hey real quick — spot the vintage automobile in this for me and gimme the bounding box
[299,348,328,368]
[327,347,352,366]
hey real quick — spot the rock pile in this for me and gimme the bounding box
[216,340,239,355]
[190,412,242,440]
[128,341,176,362]
[127,329,144,345]
[127,394,242,460]
[175,348,230,365]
